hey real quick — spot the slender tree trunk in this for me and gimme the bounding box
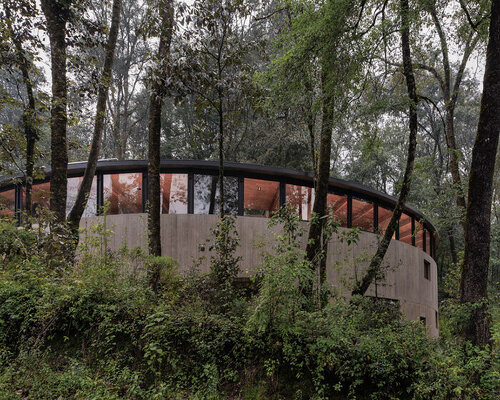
[459,0,500,347]
[68,0,122,235]
[148,0,174,256]
[448,227,458,266]
[209,175,217,214]
[41,0,69,224]
[444,108,467,213]
[218,106,225,217]
[352,0,419,296]
[4,4,39,216]
[305,72,334,286]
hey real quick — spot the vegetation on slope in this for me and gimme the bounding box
[0,217,498,399]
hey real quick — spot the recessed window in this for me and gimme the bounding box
[103,173,143,214]
[286,184,314,220]
[327,193,348,227]
[244,178,279,217]
[194,175,238,215]
[424,260,430,280]
[420,316,426,325]
[160,174,188,214]
[351,198,374,232]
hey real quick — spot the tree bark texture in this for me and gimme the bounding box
[459,0,500,347]
[305,73,334,286]
[41,0,69,223]
[352,0,419,296]
[148,0,174,256]
[68,0,122,233]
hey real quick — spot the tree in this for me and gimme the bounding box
[171,0,258,216]
[352,0,419,296]
[148,0,175,256]
[459,0,500,346]
[105,0,150,160]
[1,0,42,216]
[40,0,72,224]
[263,1,373,289]
[414,0,488,225]
[67,0,122,235]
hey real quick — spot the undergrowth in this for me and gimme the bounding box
[0,218,498,399]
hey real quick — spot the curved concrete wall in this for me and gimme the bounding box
[80,214,439,337]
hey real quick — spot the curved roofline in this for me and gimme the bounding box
[0,159,439,235]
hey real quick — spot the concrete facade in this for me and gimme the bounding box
[80,213,439,337]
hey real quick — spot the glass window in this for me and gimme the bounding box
[0,189,15,217]
[327,193,348,227]
[414,220,424,250]
[399,213,412,244]
[194,175,238,215]
[103,173,143,214]
[160,174,188,214]
[351,198,374,232]
[426,229,432,255]
[286,184,314,220]
[32,182,51,213]
[378,206,396,238]
[66,176,97,217]
[244,178,279,217]
[424,260,430,280]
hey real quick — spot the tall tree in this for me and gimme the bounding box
[352,0,419,296]
[171,0,257,216]
[2,0,41,215]
[40,0,71,223]
[459,0,500,346]
[68,0,122,234]
[415,0,487,222]
[148,0,175,256]
[106,0,150,160]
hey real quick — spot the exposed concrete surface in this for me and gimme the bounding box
[80,214,439,337]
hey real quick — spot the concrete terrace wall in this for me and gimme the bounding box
[80,214,439,337]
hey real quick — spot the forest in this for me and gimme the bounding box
[0,0,499,398]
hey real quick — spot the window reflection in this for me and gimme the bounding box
[399,213,412,244]
[414,220,424,250]
[32,182,51,213]
[103,173,142,214]
[194,175,238,215]
[426,229,431,255]
[327,193,348,227]
[66,176,97,217]
[244,178,279,217]
[161,174,188,214]
[0,189,15,217]
[286,184,314,220]
[352,198,374,232]
[378,206,396,239]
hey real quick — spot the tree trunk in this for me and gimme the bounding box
[148,0,174,256]
[305,72,334,286]
[68,0,122,235]
[352,0,419,296]
[4,4,39,216]
[41,0,69,224]
[444,107,467,213]
[459,0,500,347]
[218,87,225,217]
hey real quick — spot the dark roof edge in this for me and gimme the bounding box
[0,159,439,235]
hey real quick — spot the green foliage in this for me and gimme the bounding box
[0,221,36,268]
[0,220,498,399]
[208,215,242,313]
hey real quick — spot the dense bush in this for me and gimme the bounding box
[0,219,498,399]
